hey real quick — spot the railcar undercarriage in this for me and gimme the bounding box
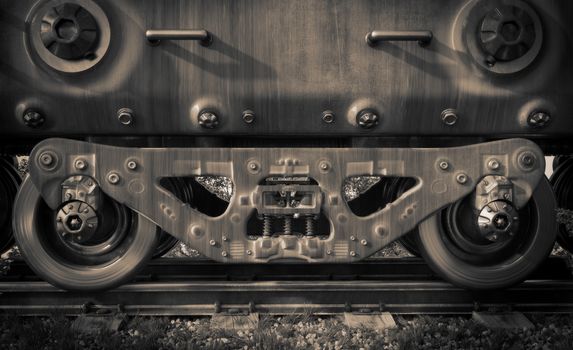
[1,0,573,292]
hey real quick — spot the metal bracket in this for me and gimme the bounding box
[28,138,545,263]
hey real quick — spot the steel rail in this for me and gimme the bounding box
[0,258,572,316]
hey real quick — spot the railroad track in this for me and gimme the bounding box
[1,257,573,316]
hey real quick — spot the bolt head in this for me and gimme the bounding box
[360,239,368,246]
[246,250,252,255]
[74,159,87,170]
[221,251,228,257]
[441,109,458,126]
[117,108,133,125]
[350,251,356,257]
[518,152,536,169]
[357,110,379,129]
[350,235,356,241]
[23,110,45,128]
[439,161,449,170]
[209,239,216,246]
[127,160,137,170]
[319,161,330,171]
[248,162,258,171]
[107,172,120,184]
[322,111,335,124]
[527,111,551,128]
[198,111,219,129]
[456,173,468,184]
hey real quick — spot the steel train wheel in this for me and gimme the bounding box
[0,157,21,255]
[550,158,573,253]
[13,176,157,291]
[416,177,556,290]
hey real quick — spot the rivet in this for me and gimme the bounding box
[127,160,137,170]
[439,161,449,171]
[222,236,228,242]
[326,249,332,255]
[350,251,356,257]
[248,162,258,171]
[350,235,356,241]
[107,172,120,185]
[360,239,368,246]
[209,239,216,246]
[246,250,252,255]
[221,251,228,257]
[518,152,536,170]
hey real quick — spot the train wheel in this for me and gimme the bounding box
[550,158,573,253]
[397,232,421,257]
[0,157,21,255]
[416,177,556,290]
[13,176,157,291]
[553,155,571,172]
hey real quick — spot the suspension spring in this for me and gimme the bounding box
[305,215,316,236]
[283,216,293,235]
[263,215,273,236]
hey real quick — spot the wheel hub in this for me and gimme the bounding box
[477,200,519,242]
[56,200,98,243]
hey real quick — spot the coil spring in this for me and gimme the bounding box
[305,215,316,236]
[263,215,273,236]
[283,216,292,235]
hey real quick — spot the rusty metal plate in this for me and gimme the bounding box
[0,0,572,139]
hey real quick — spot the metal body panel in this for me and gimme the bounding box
[28,138,544,263]
[1,0,572,139]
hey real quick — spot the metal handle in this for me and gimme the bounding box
[146,29,213,46]
[365,30,433,47]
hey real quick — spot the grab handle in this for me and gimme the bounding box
[146,29,213,46]
[365,30,433,47]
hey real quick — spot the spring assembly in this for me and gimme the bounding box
[262,215,273,236]
[283,216,293,235]
[305,215,316,236]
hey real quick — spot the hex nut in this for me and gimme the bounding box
[198,111,219,129]
[117,108,134,125]
[23,109,45,128]
[456,173,468,184]
[322,110,335,124]
[127,160,137,170]
[527,111,551,129]
[107,172,120,184]
[357,110,379,129]
[74,159,87,170]
[242,110,255,124]
[441,109,458,126]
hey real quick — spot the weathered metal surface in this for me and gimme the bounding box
[28,138,544,262]
[1,0,572,141]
